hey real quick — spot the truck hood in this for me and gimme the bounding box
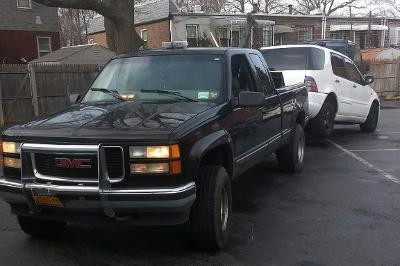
[3,101,216,142]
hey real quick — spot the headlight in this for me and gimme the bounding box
[2,142,21,154]
[3,157,21,169]
[129,145,180,159]
[130,163,169,174]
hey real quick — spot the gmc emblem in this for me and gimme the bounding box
[54,158,92,169]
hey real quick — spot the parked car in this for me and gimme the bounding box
[0,44,308,250]
[260,45,380,138]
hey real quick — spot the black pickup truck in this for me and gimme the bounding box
[0,46,308,250]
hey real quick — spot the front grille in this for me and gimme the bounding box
[104,147,124,179]
[34,153,98,180]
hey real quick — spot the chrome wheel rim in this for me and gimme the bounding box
[298,135,305,164]
[220,186,229,232]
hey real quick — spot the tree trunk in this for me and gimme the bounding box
[104,0,143,54]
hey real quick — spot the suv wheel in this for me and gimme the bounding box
[277,124,305,173]
[190,166,232,250]
[18,216,66,236]
[311,102,335,138]
[360,103,379,133]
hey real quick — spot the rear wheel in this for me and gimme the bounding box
[310,102,336,139]
[360,103,379,133]
[18,216,66,237]
[277,124,305,173]
[190,166,232,250]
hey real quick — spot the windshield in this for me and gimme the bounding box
[262,47,325,71]
[82,54,224,103]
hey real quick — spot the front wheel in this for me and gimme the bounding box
[18,216,66,237]
[190,166,232,250]
[360,103,379,133]
[276,124,305,173]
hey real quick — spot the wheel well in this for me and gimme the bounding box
[373,99,379,106]
[199,145,233,178]
[296,111,306,127]
[325,93,338,113]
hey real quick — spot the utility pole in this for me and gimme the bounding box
[349,5,355,42]
[367,11,372,48]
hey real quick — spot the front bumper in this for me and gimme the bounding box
[0,178,196,225]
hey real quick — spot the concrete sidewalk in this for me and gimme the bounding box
[380,98,400,109]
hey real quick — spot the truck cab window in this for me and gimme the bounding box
[249,53,275,96]
[231,54,257,97]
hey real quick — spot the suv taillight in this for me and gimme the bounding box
[304,76,318,92]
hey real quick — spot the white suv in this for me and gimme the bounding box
[261,45,380,138]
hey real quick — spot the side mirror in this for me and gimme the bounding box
[238,91,265,107]
[69,94,81,104]
[363,75,374,86]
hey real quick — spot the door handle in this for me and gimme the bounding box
[353,85,357,88]
[335,80,340,83]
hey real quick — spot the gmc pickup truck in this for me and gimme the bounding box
[0,45,308,250]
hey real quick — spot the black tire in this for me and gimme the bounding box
[18,216,66,237]
[190,166,232,250]
[310,102,336,138]
[276,124,305,173]
[360,103,379,133]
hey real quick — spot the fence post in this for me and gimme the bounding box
[0,77,5,127]
[29,64,39,116]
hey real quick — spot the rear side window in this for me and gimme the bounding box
[249,54,275,96]
[261,47,325,71]
[331,53,348,79]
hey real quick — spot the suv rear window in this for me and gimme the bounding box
[262,47,325,71]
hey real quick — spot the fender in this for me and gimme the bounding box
[186,130,234,181]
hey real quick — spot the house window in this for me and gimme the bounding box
[219,28,230,47]
[186,25,198,47]
[296,26,313,43]
[262,27,273,47]
[231,30,240,47]
[141,29,148,49]
[17,0,31,9]
[36,36,52,57]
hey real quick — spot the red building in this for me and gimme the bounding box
[0,0,60,64]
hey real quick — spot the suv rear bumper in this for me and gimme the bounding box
[0,178,196,225]
[308,92,328,119]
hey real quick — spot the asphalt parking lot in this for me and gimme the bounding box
[1,103,400,266]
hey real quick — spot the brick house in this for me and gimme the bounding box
[0,0,61,64]
[88,0,178,50]
[87,0,400,51]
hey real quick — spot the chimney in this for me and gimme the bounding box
[252,3,259,13]
[288,4,293,15]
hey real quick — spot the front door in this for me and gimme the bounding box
[343,58,371,118]
[248,53,282,152]
[228,54,265,160]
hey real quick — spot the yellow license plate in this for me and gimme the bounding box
[33,195,64,207]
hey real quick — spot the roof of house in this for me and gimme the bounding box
[88,0,179,34]
[30,44,115,64]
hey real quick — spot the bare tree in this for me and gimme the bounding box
[33,0,143,53]
[59,9,96,46]
[225,0,251,13]
[292,0,362,15]
[259,0,285,13]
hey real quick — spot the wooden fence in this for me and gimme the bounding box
[368,60,400,97]
[0,64,101,126]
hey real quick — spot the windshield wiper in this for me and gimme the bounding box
[140,89,198,102]
[90,88,126,101]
